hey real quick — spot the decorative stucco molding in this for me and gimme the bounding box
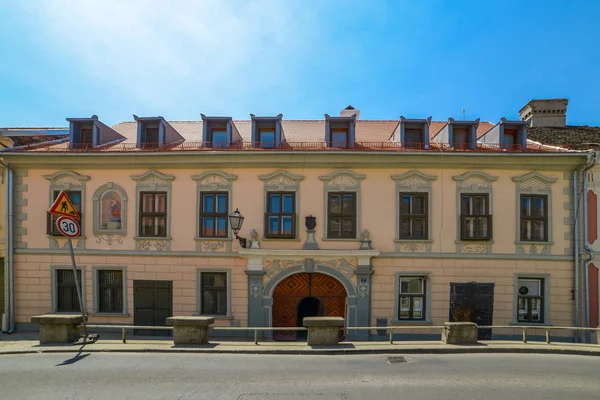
[452,171,498,191]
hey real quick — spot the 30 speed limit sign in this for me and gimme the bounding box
[56,216,81,238]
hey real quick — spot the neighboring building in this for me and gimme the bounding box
[0,127,68,331]
[0,106,592,341]
[521,99,600,340]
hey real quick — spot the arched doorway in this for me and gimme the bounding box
[272,272,346,340]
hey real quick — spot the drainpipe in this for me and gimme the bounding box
[0,159,14,333]
[582,151,599,343]
[573,153,592,342]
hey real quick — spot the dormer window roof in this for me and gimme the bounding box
[251,114,284,148]
[392,116,432,149]
[201,114,242,149]
[479,118,529,150]
[66,115,125,150]
[325,113,356,148]
[133,115,184,149]
[432,118,480,150]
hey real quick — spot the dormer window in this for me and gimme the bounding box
[396,117,432,149]
[453,128,469,148]
[134,116,184,149]
[210,129,228,148]
[202,115,242,149]
[325,113,356,149]
[404,128,422,147]
[67,115,126,150]
[80,128,94,149]
[251,114,283,149]
[503,128,517,149]
[331,129,349,148]
[144,127,159,148]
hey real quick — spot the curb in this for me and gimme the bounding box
[1,347,599,357]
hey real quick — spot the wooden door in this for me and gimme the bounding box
[272,273,346,340]
[134,280,172,336]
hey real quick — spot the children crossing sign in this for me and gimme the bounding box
[49,191,81,219]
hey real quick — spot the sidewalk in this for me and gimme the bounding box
[1,332,599,356]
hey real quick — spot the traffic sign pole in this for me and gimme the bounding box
[67,237,88,334]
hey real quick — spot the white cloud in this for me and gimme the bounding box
[14,0,318,119]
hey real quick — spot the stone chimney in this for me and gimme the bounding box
[519,98,568,127]
[340,105,360,120]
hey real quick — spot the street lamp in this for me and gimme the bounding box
[228,208,247,248]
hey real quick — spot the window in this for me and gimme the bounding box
[144,127,159,148]
[258,129,276,148]
[520,195,548,241]
[200,272,227,315]
[330,129,349,148]
[327,192,356,238]
[56,269,82,312]
[517,278,544,323]
[405,128,422,148]
[139,192,167,237]
[398,277,426,320]
[210,129,228,148]
[503,128,517,149]
[80,128,93,148]
[399,193,428,240]
[453,128,469,149]
[460,194,491,240]
[199,192,228,238]
[265,192,295,238]
[47,190,82,236]
[98,270,123,313]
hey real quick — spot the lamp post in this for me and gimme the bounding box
[228,208,247,248]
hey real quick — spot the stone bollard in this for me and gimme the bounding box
[441,322,478,345]
[303,317,345,346]
[166,316,215,345]
[31,314,83,344]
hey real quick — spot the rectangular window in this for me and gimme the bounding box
[503,128,517,149]
[47,190,82,236]
[520,195,548,241]
[80,128,93,149]
[517,278,544,323]
[453,127,469,149]
[199,192,228,238]
[265,192,295,238]
[398,277,426,320]
[139,192,167,237]
[210,129,228,148]
[98,270,123,313]
[399,193,428,240]
[460,194,491,240]
[404,128,422,148]
[56,269,82,312]
[258,129,276,148]
[327,192,356,239]
[330,129,349,149]
[145,127,159,147]
[200,272,227,315]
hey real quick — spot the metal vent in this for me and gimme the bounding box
[387,356,409,364]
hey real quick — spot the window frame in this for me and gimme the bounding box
[265,191,296,239]
[399,192,429,240]
[50,266,86,314]
[92,266,127,315]
[138,191,168,238]
[393,272,432,324]
[196,269,232,317]
[326,192,357,239]
[199,191,229,238]
[460,193,493,241]
[512,273,550,325]
[519,194,549,242]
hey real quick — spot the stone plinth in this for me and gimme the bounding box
[442,322,478,345]
[303,317,345,346]
[166,316,215,345]
[31,314,83,344]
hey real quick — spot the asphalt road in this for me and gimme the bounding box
[0,352,598,399]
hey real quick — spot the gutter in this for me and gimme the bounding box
[582,151,599,342]
[573,155,590,341]
[0,158,14,333]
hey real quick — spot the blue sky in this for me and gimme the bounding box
[1,0,599,127]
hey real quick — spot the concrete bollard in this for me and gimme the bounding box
[166,316,215,345]
[441,322,478,345]
[31,314,83,344]
[303,317,345,346]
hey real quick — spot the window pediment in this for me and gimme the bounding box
[453,171,498,191]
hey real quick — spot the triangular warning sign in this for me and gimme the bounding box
[49,191,81,219]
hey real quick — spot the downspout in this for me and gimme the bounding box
[573,153,592,342]
[582,150,599,342]
[0,159,14,333]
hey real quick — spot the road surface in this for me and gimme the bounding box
[0,352,598,399]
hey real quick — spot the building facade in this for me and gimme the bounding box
[1,105,591,340]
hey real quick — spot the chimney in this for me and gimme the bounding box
[519,98,568,127]
[340,105,360,120]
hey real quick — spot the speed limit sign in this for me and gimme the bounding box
[56,216,81,238]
